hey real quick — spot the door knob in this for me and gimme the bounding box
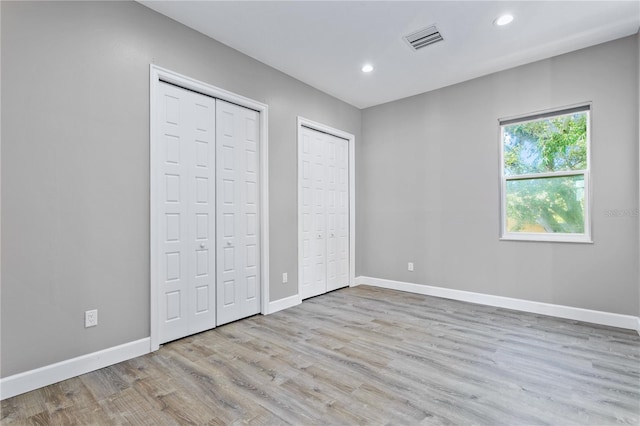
[227,241,232,246]
[200,243,206,248]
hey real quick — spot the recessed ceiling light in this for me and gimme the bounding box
[361,64,374,73]
[494,14,514,26]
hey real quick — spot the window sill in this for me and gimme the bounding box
[500,233,593,244]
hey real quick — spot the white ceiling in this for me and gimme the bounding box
[139,1,640,109]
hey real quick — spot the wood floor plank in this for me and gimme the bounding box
[97,386,176,425]
[2,285,638,425]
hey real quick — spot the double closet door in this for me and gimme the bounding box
[300,127,349,300]
[156,82,260,345]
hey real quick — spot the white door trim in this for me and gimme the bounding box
[297,117,355,300]
[150,65,269,351]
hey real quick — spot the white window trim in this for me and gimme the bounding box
[499,103,593,244]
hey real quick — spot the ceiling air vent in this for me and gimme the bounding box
[404,25,444,51]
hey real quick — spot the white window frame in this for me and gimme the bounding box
[499,104,593,243]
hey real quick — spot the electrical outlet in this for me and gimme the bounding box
[282,272,288,283]
[408,262,414,272]
[85,309,98,328]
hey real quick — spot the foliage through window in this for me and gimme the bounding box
[500,105,591,242]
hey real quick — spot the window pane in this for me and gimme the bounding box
[503,112,587,176]
[506,175,585,234]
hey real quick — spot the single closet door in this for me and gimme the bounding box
[300,127,349,300]
[157,82,216,344]
[216,100,261,325]
[325,132,349,292]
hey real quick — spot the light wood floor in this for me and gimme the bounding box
[2,285,639,425]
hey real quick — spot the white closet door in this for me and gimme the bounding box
[157,82,216,344]
[299,127,349,299]
[300,128,327,299]
[327,134,349,291]
[216,100,260,325]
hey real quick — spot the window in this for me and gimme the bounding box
[500,105,591,243]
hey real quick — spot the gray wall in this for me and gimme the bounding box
[359,35,639,316]
[1,1,361,377]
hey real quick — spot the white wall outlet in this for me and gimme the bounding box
[282,272,288,283]
[408,262,414,272]
[85,309,98,328]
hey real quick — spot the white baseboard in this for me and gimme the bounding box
[266,294,301,315]
[0,338,150,400]
[355,276,640,332]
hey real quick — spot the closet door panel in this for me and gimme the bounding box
[335,136,350,288]
[216,100,260,325]
[326,134,349,291]
[157,82,216,344]
[300,128,328,299]
[187,97,217,334]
